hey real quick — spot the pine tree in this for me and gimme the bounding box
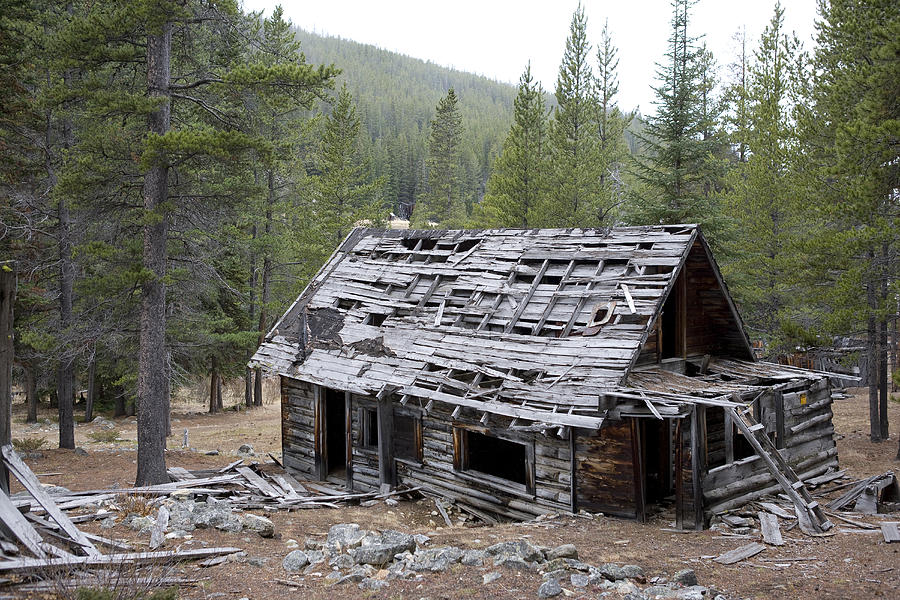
[628,0,721,234]
[546,2,602,227]
[411,88,465,228]
[475,64,548,228]
[721,2,804,347]
[313,84,386,251]
[799,0,899,443]
[595,20,631,224]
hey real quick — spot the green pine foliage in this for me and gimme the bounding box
[411,88,466,228]
[311,84,387,253]
[473,64,549,228]
[720,2,806,349]
[628,0,724,236]
[545,2,604,227]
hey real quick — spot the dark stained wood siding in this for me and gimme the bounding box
[574,419,639,519]
[281,377,317,479]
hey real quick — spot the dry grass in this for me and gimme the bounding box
[88,429,121,443]
[114,493,157,518]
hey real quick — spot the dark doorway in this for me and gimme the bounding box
[325,388,346,476]
[641,418,673,508]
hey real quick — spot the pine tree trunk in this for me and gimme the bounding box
[0,264,13,495]
[209,357,218,414]
[136,22,172,486]
[867,264,881,442]
[57,194,75,449]
[113,387,126,417]
[245,367,253,408]
[216,374,223,411]
[879,270,889,440]
[84,357,95,423]
[254,366,263,407]
[25,363,38,423]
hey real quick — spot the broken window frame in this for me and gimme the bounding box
[452,424,536,496]
[391,408,423,464]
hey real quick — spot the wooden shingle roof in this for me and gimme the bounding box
[251,224,748,428]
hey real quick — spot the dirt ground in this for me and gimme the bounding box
[8,383,900,599]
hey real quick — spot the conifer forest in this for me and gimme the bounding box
[0,0,898,483]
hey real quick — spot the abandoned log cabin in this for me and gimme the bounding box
[250,225,839,528]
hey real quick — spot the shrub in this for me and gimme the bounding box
[12,436,48,452]
[88,429,121,443]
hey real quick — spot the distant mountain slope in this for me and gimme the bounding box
[295,29,517,217]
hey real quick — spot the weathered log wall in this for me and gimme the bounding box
[701,378,837,515]
[281,377,317,479]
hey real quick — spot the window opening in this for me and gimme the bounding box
[460,429,527,486]
[360,407,378,449]
[365,313,387,327]
[324,388,346,476]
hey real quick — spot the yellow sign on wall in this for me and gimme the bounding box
[800,393,807,406]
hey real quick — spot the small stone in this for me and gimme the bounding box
[358,577,389,591]
[74,447,88,456]
[673,586,709,600]
[570,573,589,588]
[482,571,502,584]
[285,538,299,549]
[597,563,626,581]
[326,523,366,550]
[546,544,578,561]
[100,517,116,530]
[283,550,310,572]
[205,450,220,456]
[237,443,254,455]
[241,513,275,538]
[384,497,399,506]
[537,579,562,598]
[486,540,544,563]
[672,569,698,587]
[461,549,489,566]
[622,564,646,582]
[247,556,268,567]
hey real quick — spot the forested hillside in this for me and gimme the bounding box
[297,29,517,218]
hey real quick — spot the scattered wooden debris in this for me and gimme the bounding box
[827,471,898,512]
[758,512,784,546]
[881,522,900,544]
[714,542,766,565]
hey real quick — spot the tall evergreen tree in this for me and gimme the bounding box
[628,0,721,235]
[411,88,465,228]
[475,63,548,228]
[799,0,899,443]
[546,2,603,227]
[595,20,631,224]
[313,84,386,251]
[721,2,804,347]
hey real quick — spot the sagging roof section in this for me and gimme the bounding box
[251,225,751,428]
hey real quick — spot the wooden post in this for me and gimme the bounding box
[690,408,704,529]
[377,395,394,491]
[569,430,578,514]
[313,386,326,480]
[344,391,353,490]
[0,261,16,495]
[631,419,646,522]
[774,391,785,450]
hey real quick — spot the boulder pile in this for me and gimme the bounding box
[281,523,729,599]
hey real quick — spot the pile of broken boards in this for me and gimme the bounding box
[0,446,414,592]
[280,522,728,600]
[707,468,900,566]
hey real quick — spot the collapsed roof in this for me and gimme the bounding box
[251,225,817,428]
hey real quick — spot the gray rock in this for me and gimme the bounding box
[326,523,366,550]
[461,549,489,566]
[241,513,275,538]
[305,550,324,565]
[74,447,88,456]
[537,579,562,598]
[126,516,156,533]
[546,544,578,561]
[247,556,268,567]
[328,553,355,570]
[622,564,646,581]
[486,540,544,563]
[305,537,324,550]
[542,569,567,581]
[358,578,389,591]
[350,544,398,567]
[282,550,309,572]
[483,571,502,584]
[597,562,627,581]
[643,585,674,598]
[205,450,220,456]
[570,573,590,588]
[324,570,342,582]
[494,555,538,571]
[412,533,430,547]
[407,546,463,572]
[100,517,116,530]
[672,569,698,587]
[671,586,708,600]
[237,443,254,455]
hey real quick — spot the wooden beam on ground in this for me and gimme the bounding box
[758,512,784,546]
[713,542,766,565]
[0,546,242,573]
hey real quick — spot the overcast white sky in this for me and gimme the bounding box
[240,0,819,115]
